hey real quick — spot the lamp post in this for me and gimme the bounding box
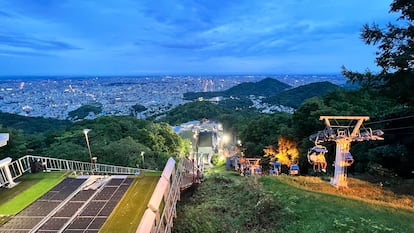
[83,129,93,173]
[140,151,145,169]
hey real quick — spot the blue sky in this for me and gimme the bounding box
[0,0,396,76]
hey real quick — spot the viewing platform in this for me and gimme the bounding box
[0,156,200,233]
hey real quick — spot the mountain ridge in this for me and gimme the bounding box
[183,77,291,100]
[264,81,342,108]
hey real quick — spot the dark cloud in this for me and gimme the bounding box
[0,0,393,75]
[0,49,54,57]
[0,34,81,51]
[0,10,13,18]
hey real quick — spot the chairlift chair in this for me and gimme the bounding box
[270,161,281,176]
[307,145,328,173]
[289,164,300,175]
[344,152,354,166]
[307,145,328,162]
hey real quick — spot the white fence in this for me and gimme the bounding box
[136,157,195,233]
[0,155,141,188]
[0,155,197,233]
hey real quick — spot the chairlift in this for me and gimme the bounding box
[269,161,281,176]
[336,128,350,139]
[344,152,354,166]
[307,145,328,173]
[289,164,300,175]
[272,161,281,168]
[359,128,384,141]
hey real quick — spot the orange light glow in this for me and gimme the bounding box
[264,136,299,167]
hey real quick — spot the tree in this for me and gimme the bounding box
[292,97,334,140]
[0,126,27,160]
[38,116,187,168]
[99,137,150,167]
[68,103,103,120]
[273,136,299,167]
[343,0,414,105]
[239,113,293,156]
[161,101,231,125]
[130,104,147,117]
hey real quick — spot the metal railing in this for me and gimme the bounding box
[136,157,196,233]
[0,155,142,188]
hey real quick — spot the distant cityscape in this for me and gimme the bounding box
[0,74,347,120]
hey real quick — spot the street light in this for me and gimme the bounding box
[83,129,94,173]
[222,134,230,144]
[140,151,145,169]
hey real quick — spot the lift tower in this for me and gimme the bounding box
[310,116,384,188]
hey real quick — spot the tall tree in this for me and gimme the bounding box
[343,0,414,105]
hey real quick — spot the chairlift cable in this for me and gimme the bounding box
[383,132,414,135]
[364,115,414,125]
[382,126,414,131]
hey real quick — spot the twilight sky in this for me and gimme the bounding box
[0,0,396,76]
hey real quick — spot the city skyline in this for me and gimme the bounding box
[0,0,396,76]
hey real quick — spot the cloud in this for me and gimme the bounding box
[0,0,396,75]
[0,10,13,18]
[0,33,81,51]
[0,49,54,57]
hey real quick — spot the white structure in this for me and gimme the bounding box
[0,133,18,188]
[136,157,195,233]
[311,116,384,188]
[0,154,143,188]
[0,133,9,147]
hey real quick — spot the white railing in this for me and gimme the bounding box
[0,155,142,188]
[136,157,195,233]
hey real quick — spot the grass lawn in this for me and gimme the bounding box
[100,175,160,233]
[0,171,67,215]
[174,165,414,233]
[261,175,414,233]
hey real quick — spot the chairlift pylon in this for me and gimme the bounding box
[309,116,384,188]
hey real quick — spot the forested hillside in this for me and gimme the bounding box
[1,0,413,179]
[264,81,342,108]
[0,116,188,170]
[1,84,413,177]
[184,79,343,111]
[183,77,291,100]
[0,112,72,134]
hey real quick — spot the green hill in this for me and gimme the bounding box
[264,81,342,108]
[174,166,414,233]
[161,101,231,125]
[0,112,72,134]
[183,78,291,100]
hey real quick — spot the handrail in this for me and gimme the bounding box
[136,157,195,233]
[0,155,149,188]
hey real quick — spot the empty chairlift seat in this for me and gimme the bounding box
[344,152,354,166]
[289,164,300,175]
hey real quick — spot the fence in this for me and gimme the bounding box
[136,157,195,233]
[0,155,142,188]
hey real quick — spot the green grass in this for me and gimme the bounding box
[100,175,160,233]
[174,166,287,233]
[0,171,67,215]
[174,165,414,233]
[261,176,414,232]
[142,171,162,177]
